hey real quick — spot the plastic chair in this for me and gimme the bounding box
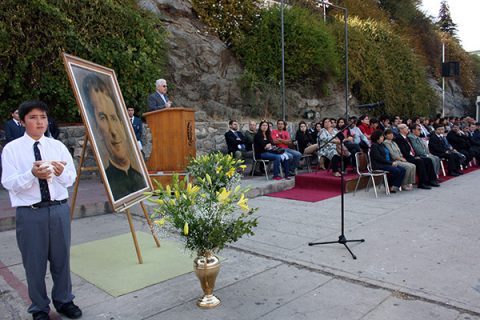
[353,152,390,198]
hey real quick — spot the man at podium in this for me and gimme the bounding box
[147,79,172,111]
[83,74,147,201]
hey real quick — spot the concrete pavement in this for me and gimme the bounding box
[1,170,480,319]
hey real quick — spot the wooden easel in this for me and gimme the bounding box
[69,136,160,264]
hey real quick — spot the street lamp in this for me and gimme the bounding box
[281,0,286,121]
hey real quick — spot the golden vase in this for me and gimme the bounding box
[193,252,221,308]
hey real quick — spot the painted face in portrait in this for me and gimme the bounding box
[89,88,129,167]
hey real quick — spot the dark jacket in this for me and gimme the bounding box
[394,135,416,162]
[147,92,169,111]
[446,131,470,151]
[4,119,25,143]
[428,134,451,156]
[131,116,143,141]
[369,143,393,170]
[253,132,273,158]
[295,130,315,154]
[225,130,247,154]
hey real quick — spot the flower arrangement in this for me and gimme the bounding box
[148,152,258,255]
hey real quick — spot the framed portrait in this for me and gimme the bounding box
[62,53,153,211]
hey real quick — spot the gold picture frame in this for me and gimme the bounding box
[62,53,152,211]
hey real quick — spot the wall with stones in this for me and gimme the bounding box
[58,111,234,174]
[58,111,309,174]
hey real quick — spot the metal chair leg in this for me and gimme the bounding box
[263,162,269,180]
[371,176,378,198]
[353,176,361,196]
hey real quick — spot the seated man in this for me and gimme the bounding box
[224,120,251,159]
[243,120,257,152]
[395,124,439,189]
[468,123,480,163]
[408,124,441,177]
[271,119,301,175]
[447,124,473,165]
[428,124,464,176]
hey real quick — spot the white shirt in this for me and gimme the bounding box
[1,134,76,207]
[156,91,167,104]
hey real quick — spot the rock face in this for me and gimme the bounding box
[140,0,245,120]
[429,77,472,116]
[139,0,471,120]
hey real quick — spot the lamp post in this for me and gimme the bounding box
[317,0,349,119]
[442,41,445,117]
[281,0,286,121]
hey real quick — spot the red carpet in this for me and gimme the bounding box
[438,165,479,182]
[266,170,358,203]
[267,165,479,202]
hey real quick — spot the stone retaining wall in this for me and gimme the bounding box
[58,111,305,173]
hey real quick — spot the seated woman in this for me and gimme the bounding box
[337,117,361,168]
[382,129,416,191]
[357,115,374,140]
[318,118,350,176]
[254,120,290,181]
[369,130,406,193]
[295,121,318,155]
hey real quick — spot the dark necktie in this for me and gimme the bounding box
[34,141,51,202]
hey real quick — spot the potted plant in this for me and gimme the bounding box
[148,152,258,308]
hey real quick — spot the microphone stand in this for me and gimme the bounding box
[308,131,365,259]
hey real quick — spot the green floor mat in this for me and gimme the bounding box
[70,232,193,297]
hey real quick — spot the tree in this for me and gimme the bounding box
[437,0,457,37]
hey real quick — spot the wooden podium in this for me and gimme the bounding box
[143,107,196,186]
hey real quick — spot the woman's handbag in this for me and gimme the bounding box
[268,146,285,154]
[336,144,350,157]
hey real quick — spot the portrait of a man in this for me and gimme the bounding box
[63,54,151,209]
[82,73,147,201]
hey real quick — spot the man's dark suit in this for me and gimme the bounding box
[4,119,25,143]
[130,116,143,142]
[469,130,480,161]
[147,92,169,111]
[225,130,247,155]
[428,133,462,174]
[471,130,480,146]
[395,134,436,186]
[447,130,472,163]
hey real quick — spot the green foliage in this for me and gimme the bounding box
[437,0,457,37]
[378,0,420,25]
[339,17,437,116]
[0,0,166,122]
[238,5,339,88]
[148,153,257,255]
[191,0,261,47]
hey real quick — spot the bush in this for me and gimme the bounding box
[191,0,261,48]
[332,17,438,116]
[238,5,340,89]
[0,0,166,123]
